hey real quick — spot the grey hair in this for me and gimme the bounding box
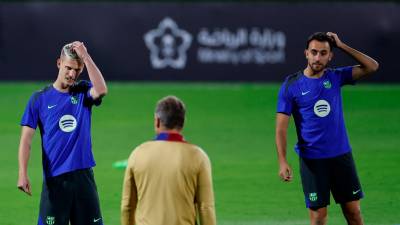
[61,43,81,60]
[155,96,186,130]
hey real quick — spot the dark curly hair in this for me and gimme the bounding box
[306,32,336,50]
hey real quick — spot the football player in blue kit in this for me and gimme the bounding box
[17,41,107,225]
[276,32,379,225]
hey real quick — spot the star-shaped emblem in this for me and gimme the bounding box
[144,17,192,69]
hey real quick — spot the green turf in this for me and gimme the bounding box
[1,82,399,225]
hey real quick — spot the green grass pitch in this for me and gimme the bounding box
[0,82,399,225]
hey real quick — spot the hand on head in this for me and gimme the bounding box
[326,32,343,48]
[71,41,89,61]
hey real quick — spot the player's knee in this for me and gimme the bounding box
[344,207,362,221]
[310,207,328,224]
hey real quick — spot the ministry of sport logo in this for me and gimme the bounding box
[144,17,193,69]
[59,115,77,132]
[314,99,331,117]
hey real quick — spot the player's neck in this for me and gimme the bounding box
[53,80,70,93]
[156,128,182,135]
[303,67,325,79]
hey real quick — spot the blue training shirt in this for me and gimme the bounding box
[21,80,101,178]
[277,67,355,159]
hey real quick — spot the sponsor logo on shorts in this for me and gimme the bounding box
[314,99,331,117]
[59,115,77,132]
[309,192,318,202]
[93,217,102,223]
[46,216,55,225]
[353,189,361,195]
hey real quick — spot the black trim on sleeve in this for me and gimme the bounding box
[30,85,52,108]
[69,80,91,94]
[92,97,102,106]
[285,71,302,95]
[277,111,291,116]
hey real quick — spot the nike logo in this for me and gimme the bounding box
[301,91,310,96]
[93,218,102,223]
[353,189,361,195]
[47,105,57,109]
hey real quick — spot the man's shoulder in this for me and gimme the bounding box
[29,84,53,105]
[184,143,211,160]
[132,141,153,152]
[285,71,303,81]
[33,84,52,96]
[133,140,207,155]
[281,71,302,93]
[325,66,353,75]
[131,140,171,153]
[69,80,91,94]
[127,141,153,162]
[136,140,199,148]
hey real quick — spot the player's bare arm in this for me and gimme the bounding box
[275,113,293,182]
[72,41,108,99]
[17,126,35,196]
[327,32,379,80]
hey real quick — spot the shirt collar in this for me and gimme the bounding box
[154,132,186,143]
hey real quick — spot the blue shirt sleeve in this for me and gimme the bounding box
[85,82,102,107]
[336,66,355,86]
[20,93,40,129]
[276,79,293,115]
[71,80,102,107]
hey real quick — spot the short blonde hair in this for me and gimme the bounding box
[60,43,81,60]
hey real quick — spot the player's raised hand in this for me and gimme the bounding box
[279,162,293,182]
[17,176,32,196]
[326,32,344,49]
[71,41,89,61]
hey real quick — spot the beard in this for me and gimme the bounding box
[309,62,327,74]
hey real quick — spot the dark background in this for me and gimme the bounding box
[0,2,398,82]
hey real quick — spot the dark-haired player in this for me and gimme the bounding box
[121,96,216,225]
[276,32,378,225]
